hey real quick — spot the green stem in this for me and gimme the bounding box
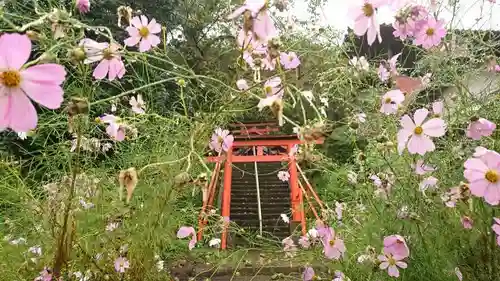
[180,86,189,117]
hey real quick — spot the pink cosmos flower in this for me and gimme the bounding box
[177,226,197,250]
[463,149,500,205]
[34,267,52,281]
[302,266,315,281]
[236,79,249,90]
[99,114,125,141]
[412,159,435,175]
[393,5,429,39]
[80,39,126,81]
[461,216,473,229]
[397,108,446,156]
[298,236,311,248]
[414,17,447,49]
[209,128,234,153]
[76,0,90,13]
[278,171,290,182]
[264,77,283,96]
[320,227,346,260]
[280,52,301,70]
[474,146,490,158]
[114,257,130,273]
[229,0,277,44]
[419,176,438,192]
[383,235,409,259]
[0,33,66,133]
[378,253,408,278]
[348,0,385,45]
[332,271,350,281]
[282,236,298,257]
[492,218,500,246]
[129,94,145,114]
[380,90,405,115]
[124,15,162,52]
[466,118,496,140]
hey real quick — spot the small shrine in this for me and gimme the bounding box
[198,121,325,249]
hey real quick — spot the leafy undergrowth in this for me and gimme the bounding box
[1,0,500,281]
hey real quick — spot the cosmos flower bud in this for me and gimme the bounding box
[69,46,86,62]
[66,97,89,116]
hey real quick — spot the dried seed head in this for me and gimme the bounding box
[119,167,138,203]
[66,97,89,116]
[174,172,191,186]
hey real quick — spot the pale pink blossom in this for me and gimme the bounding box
[263,77,283,97]
[80,39,126,81]
[492,218,500,246]
[177,226,197,250]
[0,33,66,132]
[278,171,290,182]
[76,0,90,13]
[99,114,125,141]
[34,267,52,281]
[320,227,346,260]
[282,236,298,257]
[473,146,490,158]
[229,0,277,44]
[432,101,444,117]
[236,79,249,90]
[209,128,234,153]
[124,15,162,52]
[466,118,496,140]
[349,56,369,71]
[419,176,438,192]
[332,271,350,281]
[378,253,408,278]
[455,267,463,281]
[129,94,145,114]
[348,0,384,45]
[380,90,405,115]
[397,108,446,155]
[414,17,447,49]
[298,236,311,248]
[302,266,315,281]
[412,159,435,175]
[280,51,301,69]
[378,63,390,82]
[463,150,500,205]
[461,216,473,229]
[383,235,409,259]
[114,257,130,273]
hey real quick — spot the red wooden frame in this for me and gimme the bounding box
[198,123,325,250]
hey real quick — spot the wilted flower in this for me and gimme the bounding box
[28,246,42,256]
[177,226,197,250]
[117,6,133,27]
[461,216,473,229]
[412,159,435,175]
[466,118,496,140]
[349,56,369,71]
[419,176,438,192]
[236,79,249,91]
[106,222,120,232]
[119,167,138,203]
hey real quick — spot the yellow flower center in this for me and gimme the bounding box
[288,55,294,61]
[388,256,396,266]
[139,27,149,38]
[362,3,374,17]
[414,126,423,135]
[485,170,499,183]
[384,97,392,104]
[312,275,319,281]
[217,136,224,143]
[329,239,335,246]
[1,70,21,88]
[103,48,114,60]
[265,86,272,95]
[426,28,435,36]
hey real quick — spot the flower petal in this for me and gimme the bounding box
[148,19,162,34]
[0,33,31,69]
[124,36,141,47]
[20,80,64,109]
[177,226,195,239]
[413,108,429,126]
[93,60,110,80]
[1,89,38,132]
[422,118,446,137]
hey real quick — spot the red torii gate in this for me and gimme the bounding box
[198,122,324,249]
